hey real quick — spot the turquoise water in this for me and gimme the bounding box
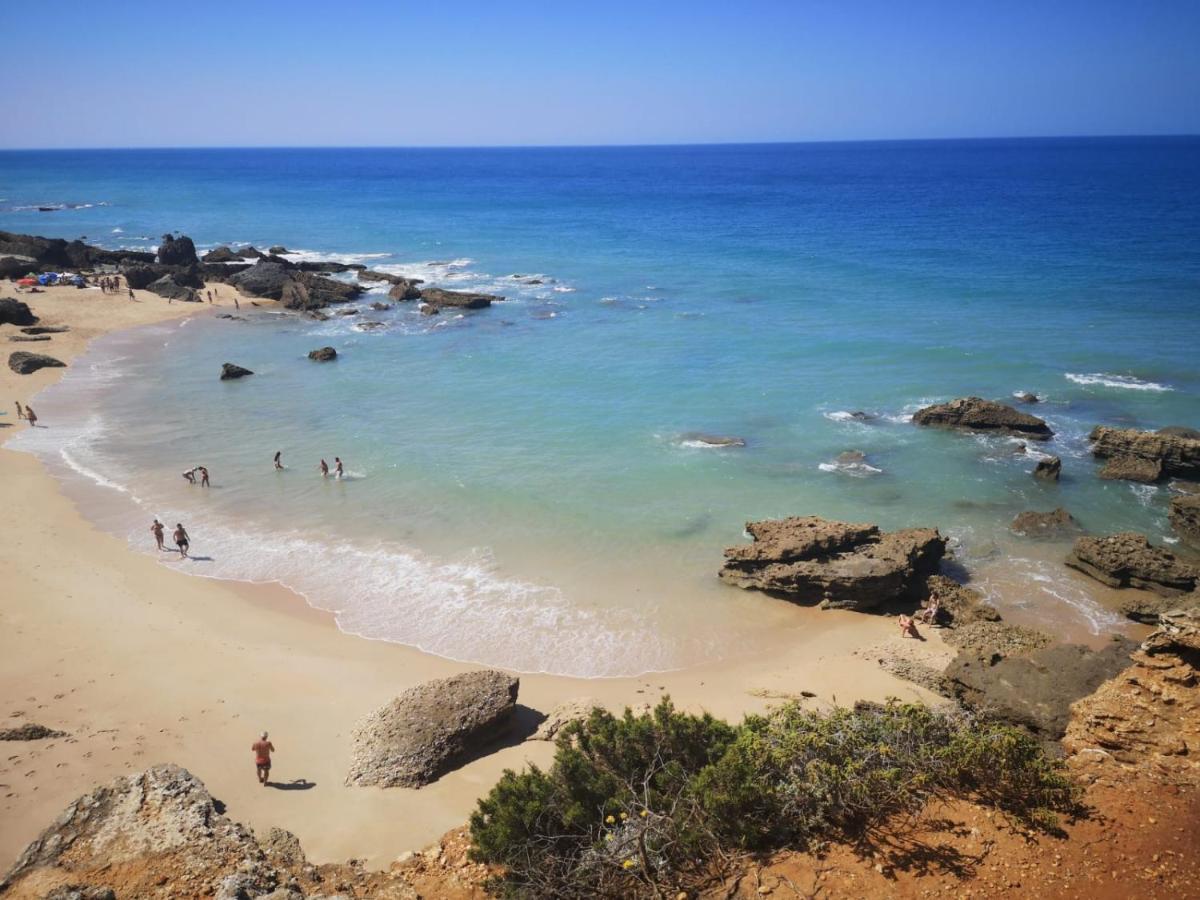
[6,139,1199,675]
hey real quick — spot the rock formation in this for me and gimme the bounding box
[912,397,1053,440]
[1033,455,1061,481]
[21,325,69,334]
[529,697,601,742]
[220,363,254,380]
[1010,507,1079,538]
[1116,589,1200,625]
[155,234,198,267]
[1088,425,1200,483]
[0,722,66,740]
[1,229,154,273]
[679,432,747,448]
[1063,608,1200,783]
[308,347,337,361]
[719,516,946,610]
[418,288,501,310]
[9,350,65,374]
[1016,392,1040,403]
[346,670,519,788]
[1066,533,1198,596]
[1170,493,1200,550]
[9,334,50,342]
[146,274,199,302]
[0,297,37,326]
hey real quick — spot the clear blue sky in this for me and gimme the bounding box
[3,0,1198,148]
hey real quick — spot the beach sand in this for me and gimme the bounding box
[0,283,948,869]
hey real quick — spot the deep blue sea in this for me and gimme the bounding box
[5,138,1200,675]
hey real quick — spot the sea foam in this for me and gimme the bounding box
[1065,372,1173,392]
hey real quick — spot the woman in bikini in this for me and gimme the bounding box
[151,519,165,551]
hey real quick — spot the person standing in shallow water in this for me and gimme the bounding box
[334,457,344,478]
[274,451,283,470]
[198,466,210,487]
[24,406,37,427]
[173,523,190,558]
[150,519,165,551]
[319,459,329,477]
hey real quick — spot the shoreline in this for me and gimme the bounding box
[0,283,946,869]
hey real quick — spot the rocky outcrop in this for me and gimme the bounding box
[120,263,173,290]
[0,722,66,740]
[9,350,65,374]
[308,346,337,361]
[912,397,1053,440]
[155,234,198,267]
[923,575,1001,625]
[1063,609,1200,783]
[231,261,364,310]
[146,274,199,302]
[1033,456,1061,481]
[1088,425,1200,483]
[1117,590,1200,625]
[268,245,288,255]
[1170,494,1200,550]
[1159,426,1200,440]
[1,230,153,272]
[387,279,424,301]
[1016,392,1040,404]
[0,297,37,326]
[1066,533,1198,596]
[230,261,293,299]
[678,432,747,448]
[418,288,502,310]
[1011,507,1080,538]
[220,363,254,380]
[529,697,601,742]
[947,638,1136,741]
[202,246,239,263]
[719,516,946,610]
[346,670,519,788]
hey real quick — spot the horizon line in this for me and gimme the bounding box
[1,132,1198,153]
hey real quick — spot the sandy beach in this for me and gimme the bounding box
[0,283,948,870]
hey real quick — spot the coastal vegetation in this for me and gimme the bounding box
[469,698,1079,898]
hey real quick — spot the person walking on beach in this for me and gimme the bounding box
[14,401,24,421]
[274,450,283,470]
[334,457,344,478]
[198,466,210,487]
[252,731,275,786]
[319,458,329,477]
[151,519,165,551]
[206,290,213,304]
[24,405,37,428]
[173,523,190,558]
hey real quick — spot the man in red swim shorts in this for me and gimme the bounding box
[252,731,275,786]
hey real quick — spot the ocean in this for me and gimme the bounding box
[5,138,1199,676]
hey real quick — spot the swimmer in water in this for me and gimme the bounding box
[334,457,344,478]
[319,459,329,477]
[274,450,283,470]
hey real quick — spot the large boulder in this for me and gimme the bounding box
[155,234,198,266]
[120,263,173,290]
[1033,456,1061,481]
[1088,425,1200,483]
[0,297,37,326]
[229,261,293,299]
[1011,507,1080,539]
[387,278,424,301]
[308,346,337,361]
[202,245,238,263]
[9,351,65,374]
[418,287,502,310]
[1170,494,1200,551]
[1066,533,1198,596]
[146,274,199,302]
[0,765,273,899]
[912,397,1053,440]
[947,639,1136,741]
[346,670,519,788]
[719,516,947,611]
[220,363,254,380]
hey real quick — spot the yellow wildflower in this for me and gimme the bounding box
[605,814,616,825]
[622,859,636,869]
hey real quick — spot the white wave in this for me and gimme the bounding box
[1065,372,1173,392]
[280,248,392,265]
[977,557,1125,635]
[1129,483,1160,507]
[551,285,576,293]
[818,460,882,477]
[111,227,124,234]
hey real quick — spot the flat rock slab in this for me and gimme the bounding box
[419,288,502,309]
[1066,532,1198,597]
[8,351,65,374]
[720,515,946,610]
[8,335,51,342]
[346,670,519,788]
[1011,507,1080,538]
[913,397,1053,440]
[1089,425,1200,483]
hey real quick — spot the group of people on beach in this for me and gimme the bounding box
[96,275,123,294]
[150,519,191,558]
[13,401,37,427]
[898,591,942,639]
[182,466,210,486]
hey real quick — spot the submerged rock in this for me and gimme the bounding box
[346,670,519,788]
[308,346,337,361]
[0,297,37,326]
[1034,455,1062,481]
[719,516,946,611]
[1011,507,1080,538]
[678,432,747,448]
[1089,425,1200,483]
[8,350,65,374]
[1066,533,1198,596]
[1169,494,1200,550]
[419,287,502,310]
[220,362,254,380]
[912,397,1053,440]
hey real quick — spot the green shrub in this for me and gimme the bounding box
[470,698,1081,897]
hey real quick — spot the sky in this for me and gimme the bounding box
[2,0,1198,148]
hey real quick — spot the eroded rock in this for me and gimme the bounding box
[308,347,337,362]
[220,363,254,380]
[9,350,65,374]
[0,297,37,326]
[1089,425,1200,483]
[418,288,501,310]
[912,397,1053,440]
[1066,533,1198,596]
[1011,507,1080,538]
[1034,456,1062,481]
[1170,494,1200,551]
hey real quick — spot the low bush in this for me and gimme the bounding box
[469,698,1080,898]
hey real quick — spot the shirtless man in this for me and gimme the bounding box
[173,523,190,558]
[151,519,165,551]
[274,451,283,470]
[252,731,275,786]
[319,459,329,477]
[334,457,344,478]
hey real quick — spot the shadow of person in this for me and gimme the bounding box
[268,778,316,791]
